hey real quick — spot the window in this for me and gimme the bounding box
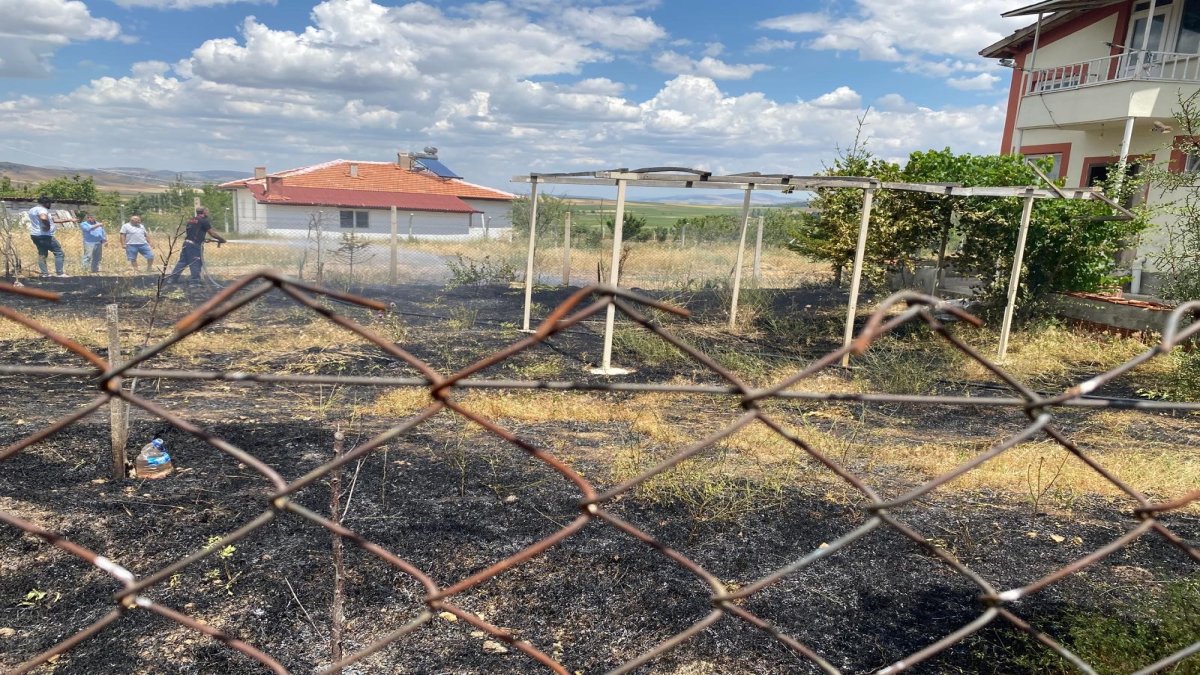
[1025,152,1064,179]
[339,210,369,228]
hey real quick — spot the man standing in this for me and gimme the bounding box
[79,213,107,273]
[119,215,154,272]
[26,195,73,278]
[169,207,225,283]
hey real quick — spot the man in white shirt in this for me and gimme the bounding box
[119,215,155,272]
[27,195,73,277]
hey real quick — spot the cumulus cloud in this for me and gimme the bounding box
[0,0,1007,187]
[760,0,1022,83]
[652,51,770,80]
[558,6,665,50]
[810,86,862,109]
[947,72,1001,91]
[0,0,123,77]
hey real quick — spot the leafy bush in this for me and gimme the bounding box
[445,254,517,290]
[790,139,1147,322]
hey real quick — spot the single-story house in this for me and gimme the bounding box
[219,154,514,239]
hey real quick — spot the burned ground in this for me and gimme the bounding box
[0,275,1196,674]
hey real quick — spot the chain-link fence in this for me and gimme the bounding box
[2,201,827,293]
[1,272,1197,674]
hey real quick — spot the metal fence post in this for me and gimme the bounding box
[594,178,629,375]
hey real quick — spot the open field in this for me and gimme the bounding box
[3,225,827,291]
[0,274,1196,673]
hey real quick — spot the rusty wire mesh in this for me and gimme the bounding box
[0,270,1197,674]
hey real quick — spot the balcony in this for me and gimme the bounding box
[1023,49,1200,94]
[1016,49,1200,129]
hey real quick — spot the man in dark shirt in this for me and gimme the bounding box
[168,207,226,283]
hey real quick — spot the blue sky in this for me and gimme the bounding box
[0,1,1029,191]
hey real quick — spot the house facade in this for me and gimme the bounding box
[220,154,514,240]
[982,0,1200,294]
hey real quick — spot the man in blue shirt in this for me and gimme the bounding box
[79,213,108,273]
[27,195,73,277]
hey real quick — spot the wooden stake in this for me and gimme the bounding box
[521,178,539,331]
[561,211,572,286]
[106,304,127,478]
[389,206,398,284]
[842,187,876,367]
[752,214,765,283]
[728,186,754,330]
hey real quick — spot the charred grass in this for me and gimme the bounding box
[0,276,1196,673]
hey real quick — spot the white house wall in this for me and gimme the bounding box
[465,199,513,230]
[1029,14,1118,70]
[254,204,469,236]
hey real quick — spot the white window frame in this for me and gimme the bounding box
[339,210,369,229]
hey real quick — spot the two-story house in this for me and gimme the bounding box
[982,0,1200,294]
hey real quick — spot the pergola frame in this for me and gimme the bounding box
[513,168,1132,374]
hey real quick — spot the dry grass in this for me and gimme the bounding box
[356,378,1199,515]
[956,322,1170,387]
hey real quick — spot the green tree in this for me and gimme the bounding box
[787,137,909,287]
[510,193,569,240]
[199,184,233,229]
[34,174,99,203]
[604,210,649,242]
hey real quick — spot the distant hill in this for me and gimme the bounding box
[0,162,249,194]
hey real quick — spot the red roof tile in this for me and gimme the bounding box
[246,184,480,214]
[222,160,513,202]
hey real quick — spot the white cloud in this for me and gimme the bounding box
[653,51,770,80]
[113,0,275,8]
[747,37,795,54]
[947,72,1001,91]
[0,0,123,76]
[558,7,665,51]
[0,0,1007,189]
[811,86,862,109]
[875,93,918,112]
[760,1,1022,83]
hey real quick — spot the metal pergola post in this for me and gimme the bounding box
[728,184,755,329]
[998,188,1037,359]
[841,185,876,367]
[594,178,630,375]
[509,168,1133,376]
[521,177,539,332]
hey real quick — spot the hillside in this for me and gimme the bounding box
[0,162,248,194]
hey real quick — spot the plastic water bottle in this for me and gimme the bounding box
[135,438,173,479]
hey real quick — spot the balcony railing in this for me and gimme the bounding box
[1022,48,1200,95]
